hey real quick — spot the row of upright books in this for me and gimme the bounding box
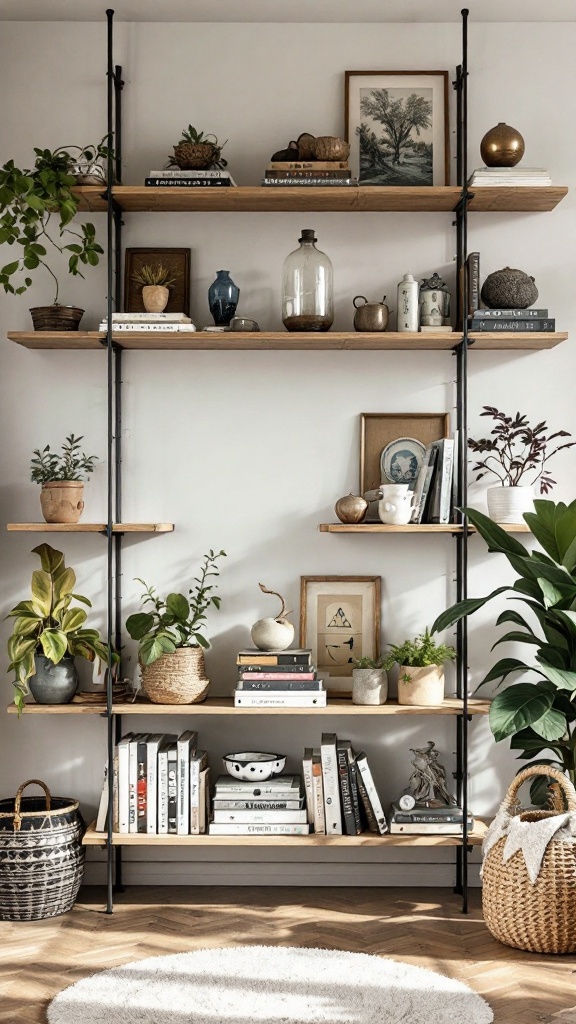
[411,438,454,524]
[234,648,327,707]
[262,160,355,187]
[303,734,388,836]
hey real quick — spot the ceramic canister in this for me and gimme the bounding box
[397,273,419,332]
[378,484,416,525]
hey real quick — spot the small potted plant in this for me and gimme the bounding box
[0,146,104,329]
[352,656,387,706]
[126,549,226,704]
[30,434,98,524]
[7,544,115,712]
[58,135,112,184]
[131,263,176,313]
[383,628,456,706]
[469,406,575,524]
[170,124,228,170]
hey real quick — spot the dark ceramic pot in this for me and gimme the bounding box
[29,655,78,705]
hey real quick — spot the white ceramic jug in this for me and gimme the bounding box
[378,484,416,525]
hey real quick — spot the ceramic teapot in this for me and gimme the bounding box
[353,295,390,332]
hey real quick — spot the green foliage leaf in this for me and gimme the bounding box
[166,593,190,621]
[126,612,154,641]
[531,707,568,742]
[30,569,52,617]
[492,630,541,650]
[537,662,576,692]
[464,507,531,557]
[431,586,510,634]
[39,629,68,663]
[489,683,554,742]
[478,657,531,688]
[32,544,64,574]
[193,633,210,649]
[139,632,176,665]
[59,607,87,633]
[53,566,76,605]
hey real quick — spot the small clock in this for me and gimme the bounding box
[398,793,416,811]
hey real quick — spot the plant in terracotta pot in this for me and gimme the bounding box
[126,549,226,705]
[469,406,575,525]
[383,629,456,706]
[131,263,176,313]
[7,544,115,713]
[170,124,228,170]
[352,656,387,706]
[30,434,98,524]
[0,146,104,329]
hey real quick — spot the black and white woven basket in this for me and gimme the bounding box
[0,779,85,921]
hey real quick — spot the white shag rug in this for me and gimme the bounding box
[47,944,494,1023]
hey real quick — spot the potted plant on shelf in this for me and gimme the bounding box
[30,434,98,524]
[0,146,105,330]
[352,656,387,706]
[58,135,112,185]
[131,263,176,313]
[170,124,228,170]
[432,501,576,803]
[383,628,456,706]
[7,544,116,713]
[469,406,575,524]
[126,549,226,705]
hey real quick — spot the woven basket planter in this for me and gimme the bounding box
[141,647,209,704]
[30,305,84,331]
[0,780,85,921]
[173,142,219,169]
[482,765,576,954]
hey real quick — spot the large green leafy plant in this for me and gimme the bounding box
[432,502,576,801]
[126,549,226,665]
[7,544,115,713]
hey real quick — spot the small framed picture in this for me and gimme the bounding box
[300,575,380,697]
[344,70,450,186]
[124,247,191,315]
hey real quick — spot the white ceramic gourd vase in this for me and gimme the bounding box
[250,583,295,652]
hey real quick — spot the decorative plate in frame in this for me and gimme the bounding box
[380,437,426,484]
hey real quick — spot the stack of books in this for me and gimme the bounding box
[208,774,308,835]
[411,438,455,524]
[389,800,474,835]
[468,166,552,187]
[469,308,555,333]
[96,730,210,836]
[99,312,197,333]
[262,160,354,187]
[144,168,237,187]
[234,649,327,707]
[302,734,388,836]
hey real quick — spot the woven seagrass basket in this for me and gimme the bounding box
[482,765,576,954]
[173,142,218,169]
[29,305,84,331]
[141,647,209,704]
[0,780,85,921]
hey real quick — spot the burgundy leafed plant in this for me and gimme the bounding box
[468,406,575,494]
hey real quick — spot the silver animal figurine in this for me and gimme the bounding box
[408,740,456,807]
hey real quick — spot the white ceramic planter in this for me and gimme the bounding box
[397,665,444,706]
[352,668,388,705]
[487,485,534,525]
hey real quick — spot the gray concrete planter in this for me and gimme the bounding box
[29,655,78,705]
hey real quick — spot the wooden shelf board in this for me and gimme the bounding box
[319,523,530,534]
[73,184,568,215]
[82,818,488,847]
[7,696,490,716]
[7,330,568,352]
[6,523,174,534]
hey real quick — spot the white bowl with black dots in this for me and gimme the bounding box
[223,752,286,781]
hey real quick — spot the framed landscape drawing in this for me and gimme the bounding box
[124,247,191,315]
[300,576,380,697]
[345,70,450,186]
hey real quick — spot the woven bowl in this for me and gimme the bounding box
[141,647,209,704]
[311,136,350,161]
[173,142,219,170]
[30,305,84,332]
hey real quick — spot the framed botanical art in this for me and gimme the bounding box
[300,576,380,697]
[124,247,191,315]
[345,70,450,186]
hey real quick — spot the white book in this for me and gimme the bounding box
[167,745,178,834]
[389,821,473,835]
[214,774,301,796]
[356,752,388,835]
[157,737,177,834]
[112,753,119,832]
[212,798,303,810]
[145,734,165,834]
[95,761,109,833]
[117,734,133,834]
[312,749,325,834]
[212,809,308,824]
[149,168,236,183]
[199,766,210,834]
[99,322,197,333]
[104,312,191,323]
[208,822,310,836]
[128,734,143,834]
[189,751,208,835]
[177,731,198,834]
[428,439,454,524]
[302,748,314,825]
[234,690,327,708]
[320,733,342,835]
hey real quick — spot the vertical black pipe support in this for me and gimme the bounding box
[113,60,124,896]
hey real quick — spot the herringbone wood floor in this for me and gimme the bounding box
[0,886,574,1023]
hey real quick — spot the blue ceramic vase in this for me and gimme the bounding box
[209,270,239,326]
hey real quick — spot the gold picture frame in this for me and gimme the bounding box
[300,575,381,698]
[124,247,191,316]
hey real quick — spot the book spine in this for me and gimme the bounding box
[429,439,454,524]
[105,313,191,322]
[312,755,325,834]
[427,441,444,524]
[177,741,190,835]
[264,169,351,179]
[302,748,314,825]
[167,752,178,834]
[238,672,317,682]
[212,810,308,824]
[189,758,201,835]
[208,823,311,836]
[117,739,131,833]
[234,692,326,707]
[336,746,356,836]
[262,178,353,186]
[237,653,311,666]
[128,739,138,834]
[346,751,363,834]
[137,738,147,834]
[112,753,119,832]
[237,679,320,690]
[95,762,109,833]
[103,323,189,332]
[149,169,231,178]
[471,308,548,319]
[416,448,438,524]
[320,734,343,835]
[146,743,158,835]
[389,822,471,834]
[268,161,349,170]
[239,663,312,673]
[145,177,231,186]
[213,799,303,810]
[158,751,168,834]
[199,767,210,834]
[393,813,468,823]
[356,770,380,833]
[214,782,299,796]
[470,318,555,332]
[356,756,388,834]
[467,252,480,317]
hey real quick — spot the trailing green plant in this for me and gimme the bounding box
[30,434,99,484]
[469,406,575,495]
[382,628,456,682]
[432,501,576,803]
[131,263,176,289]
[54,134,112,167]
[126,549,226,665]
[170,124,228,169]
[6,544,116,713]
[353,655,385,669]
[0,146,105,302]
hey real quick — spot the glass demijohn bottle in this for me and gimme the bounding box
[282,228,333,332]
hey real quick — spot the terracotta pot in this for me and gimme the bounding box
[141,647,209,704]
[142,285,169,313]
[40,481,84,524]
[397,665,445,706]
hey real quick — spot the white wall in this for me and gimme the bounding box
[0,19,574,886]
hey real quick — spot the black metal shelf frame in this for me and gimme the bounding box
[99,7,475,914]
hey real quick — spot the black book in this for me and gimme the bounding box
[471,307,548,319]
[336,740,357,836]
[145,177,231,187]
[167,746,178,834]
[466,252,480,318]
[136,735,148,834]
[470,318,555,332]
[342,740,363,834]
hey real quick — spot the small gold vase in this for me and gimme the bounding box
[480,122,525,167]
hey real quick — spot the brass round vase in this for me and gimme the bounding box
[480,122,525,167]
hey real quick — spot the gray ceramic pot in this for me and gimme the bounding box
[29,655,78,705]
